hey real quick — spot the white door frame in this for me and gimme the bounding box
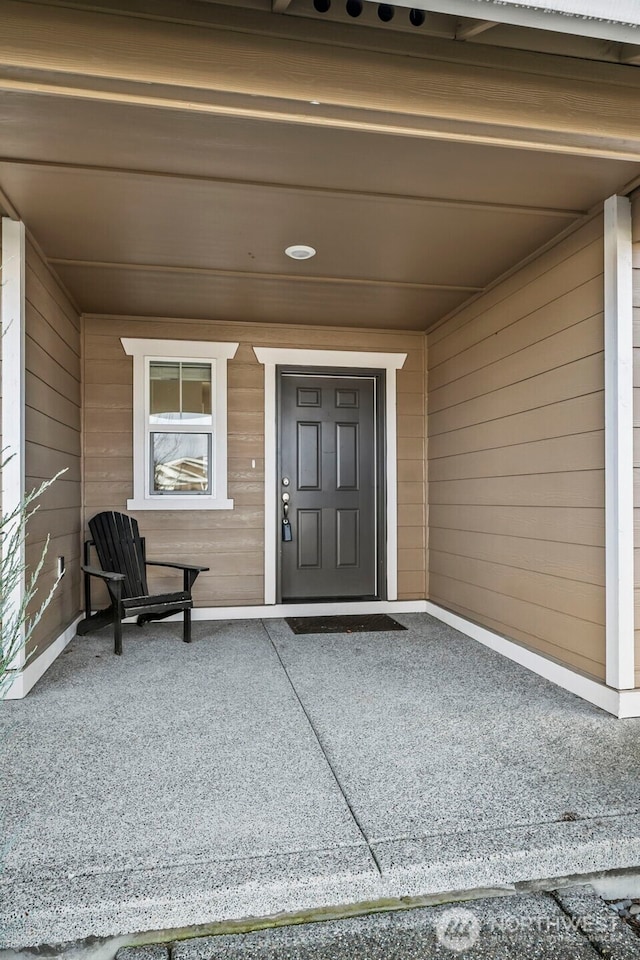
[253,347,407,606]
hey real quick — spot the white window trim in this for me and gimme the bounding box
[253,346,407,605]
[121,338,238,511]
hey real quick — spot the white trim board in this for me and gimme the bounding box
[125,600,428,623]
[8,599,640,717]
[253,347,407,606]
[425,602,640,719]
[604,195,635,690]
[3,615,81,699]
[1,218,26,671]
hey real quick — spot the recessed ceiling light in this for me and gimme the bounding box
[285,244,316,260]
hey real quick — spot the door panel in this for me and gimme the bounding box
[336,423,359,490]
[279,373,378,601]
[297,510,322,568]
[297,422,321,489]
[336,509,359,568]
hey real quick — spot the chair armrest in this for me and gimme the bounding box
[82,565,126,582]
[146,561,209,573]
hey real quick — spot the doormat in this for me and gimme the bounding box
[285,614,407,635]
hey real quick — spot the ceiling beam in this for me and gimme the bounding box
[1,2,640,161]
[47,258,484,293]
[0,76,637,163]
[0,158,586,220]
[456,20,498,41]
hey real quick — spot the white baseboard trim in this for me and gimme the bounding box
[125,599,429,624]
[3,615,82,700]
[424,602,639,719]
[617,689,640,719]
[6,601,638,717]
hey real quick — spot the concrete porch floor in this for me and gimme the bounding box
[3,613,640,950]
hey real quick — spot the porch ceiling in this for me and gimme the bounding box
[0,1,638,330]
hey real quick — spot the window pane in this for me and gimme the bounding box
[149,361,212,424]
[151,433,211,494]
[149,362,180,421]
[181,363,212,421]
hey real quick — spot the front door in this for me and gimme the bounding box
[278,371,381,601]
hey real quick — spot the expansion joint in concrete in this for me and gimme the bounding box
[260,620,382,876]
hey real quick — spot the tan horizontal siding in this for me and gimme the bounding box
[429,527,604,585]
[431,549,604,624]
[429,353,603,437]
[26,441,82,483]
[430,472,604,509]
[24,242,82,658]
[429,231,603,371]
[83,317,426,607]
[429,309,603,412]
[428,214,604,347]
[430,432,604,482]
[632,192,640,687]
[430,504,604,547]
[428,215,606,680]
[428,393,603,460]
[26,336,81,407]
[431,595,604,679]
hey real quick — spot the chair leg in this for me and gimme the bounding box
[112,585,124,656]
[183,607,192,644]
[114,613,123,656]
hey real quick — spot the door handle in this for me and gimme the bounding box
[281,492,292,542]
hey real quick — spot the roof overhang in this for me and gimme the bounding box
[367,0,640,44]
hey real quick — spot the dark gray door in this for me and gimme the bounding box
[278,372,378,601]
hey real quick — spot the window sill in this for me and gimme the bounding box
[126,497,234,512]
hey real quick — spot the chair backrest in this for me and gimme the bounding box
[88,511,149,600]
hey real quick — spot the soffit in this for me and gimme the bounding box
[0,163,581,286]
[0,3,639,330]
[0,89,637,330]
[0,92,636,211]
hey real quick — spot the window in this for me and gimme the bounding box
[121,338,239,510]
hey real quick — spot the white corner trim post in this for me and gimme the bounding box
[253,347,407,606]
[1,218,26,677]
[604,195,635,690]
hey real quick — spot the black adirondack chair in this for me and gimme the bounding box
[77,511,209,655]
